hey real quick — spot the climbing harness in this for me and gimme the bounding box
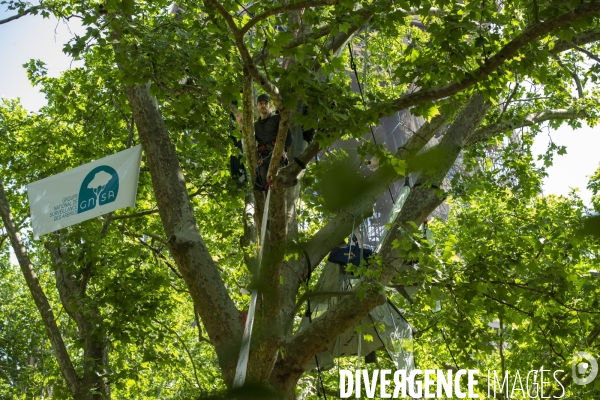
[255,141,288,191]
[256,141,288,167]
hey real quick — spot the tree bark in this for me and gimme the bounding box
[123,83,242,385]
[45,243,110,399]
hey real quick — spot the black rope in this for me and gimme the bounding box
[347,42,396,204]
[294,156,307,170]
[439,324,460,371]
[412,182,440,190]
[347,43,377,146]
[304,250,327,400]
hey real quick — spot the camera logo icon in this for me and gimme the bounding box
[572,351,598,385]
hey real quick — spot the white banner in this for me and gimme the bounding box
[28,145,143,239]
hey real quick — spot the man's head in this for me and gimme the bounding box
[256,94,271,118]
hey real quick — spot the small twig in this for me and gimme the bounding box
[126,114,135,148]
[142,231,168,245]
[119,226,181,277]
[151,74,240,117]
[574,45,600,63]
[82,98,112,123]
[0,6,40,25]
[193,304,212,345]
[112,209,159,220]
[447,286,468,318]
[553,55,584,98]
[500,81,519,115]
[538,324,566,362]
[153,317,204,388]
[481,293,532,316]
[233,0,251,15]
[488,280,600,314]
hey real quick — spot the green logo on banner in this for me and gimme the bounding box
[78,166,119,214]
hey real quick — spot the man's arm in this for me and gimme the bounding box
[236,113,243,130]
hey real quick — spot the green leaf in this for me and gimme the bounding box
[120,0,134,14]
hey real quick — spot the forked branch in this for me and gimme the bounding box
[240,0,338,36]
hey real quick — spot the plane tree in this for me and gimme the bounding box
[2,0,600,398]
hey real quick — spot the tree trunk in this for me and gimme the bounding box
[123,82,243,385]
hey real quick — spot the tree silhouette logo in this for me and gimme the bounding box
[77,166,119,214]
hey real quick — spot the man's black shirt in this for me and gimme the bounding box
[254,113,292,149]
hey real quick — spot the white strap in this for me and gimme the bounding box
[233,190,271,388]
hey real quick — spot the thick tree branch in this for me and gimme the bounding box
[266,109,291,184]
[302,112,448,269]
[463,108,590,147]
[276,141,321,187]
[378,95,491,279]
[112,208,158,220]
[205,5,293,304]
[241,72,258,185]
[239,72,265,228]
[0,179,82,399]
[271,283,386,389]
[240,0,338,36]
[268,111,452,386]
[278,185,306,336]
[377,3,600,117]
[574,45,600,63]
[312,9,374,72]
[550,29,600,54]
[241,191,258,273]
[262,186,288,315]
[276,95,489,384]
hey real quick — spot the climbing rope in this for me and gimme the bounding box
[303,247,328,399]
[347,39,396,204]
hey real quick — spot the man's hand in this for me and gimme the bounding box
[235,113,243,130]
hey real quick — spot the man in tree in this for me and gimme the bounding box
[236,93,292,191]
